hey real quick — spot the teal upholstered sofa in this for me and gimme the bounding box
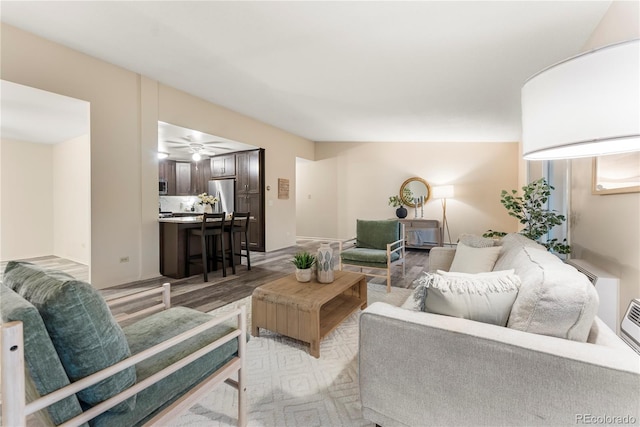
[339,219,405,293]
[1,261,247,426]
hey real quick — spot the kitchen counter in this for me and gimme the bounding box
[159,216,242,279]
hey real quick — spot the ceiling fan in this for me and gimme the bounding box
[164,135,236,159]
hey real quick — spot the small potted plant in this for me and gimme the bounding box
[292,251,316,282]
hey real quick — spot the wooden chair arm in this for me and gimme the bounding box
[106,283,171,323]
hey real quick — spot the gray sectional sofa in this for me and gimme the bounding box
[1,261,247,426]
[359,234,640,426]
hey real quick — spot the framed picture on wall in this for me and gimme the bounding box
[592,152,640,195]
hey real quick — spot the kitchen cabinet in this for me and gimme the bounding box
[191,160,211,195]
[236,149,264,251]
[175,162,192,195]
[211,154,236,177]
[236,150,260,194]
[158,160,176,195]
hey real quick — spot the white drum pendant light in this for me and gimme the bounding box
[522,39,640,160]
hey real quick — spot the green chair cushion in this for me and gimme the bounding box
[341,247,400,268]
[91,306,241,427]
[1,284,87,426]
[356,219,400,250]
[3,261,136,413]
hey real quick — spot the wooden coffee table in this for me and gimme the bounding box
[251,270,367,358]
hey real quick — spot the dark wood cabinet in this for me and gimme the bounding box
[175,162,192,195]
[191,160,211,195]
[236,149,264,251]
[159,160,176,196]
[236,150,260,194]
[211,154,236,177]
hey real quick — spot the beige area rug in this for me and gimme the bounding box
[174,283,412,427]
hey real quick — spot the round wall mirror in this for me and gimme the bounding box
[400,177,431,207]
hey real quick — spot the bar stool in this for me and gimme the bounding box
[229,212,251,271]
[185,212,227,281]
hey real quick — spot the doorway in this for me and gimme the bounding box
[0,80,91,279]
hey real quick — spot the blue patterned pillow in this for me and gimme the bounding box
[1,284,87,425]
[3,261,136,413]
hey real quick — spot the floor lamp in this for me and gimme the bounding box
[431,185,454,246]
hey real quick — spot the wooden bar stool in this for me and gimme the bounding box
[185,212,227,281]
[229,212,251,271]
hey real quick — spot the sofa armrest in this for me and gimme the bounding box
[359,302,640,427]
[428,247,456,272]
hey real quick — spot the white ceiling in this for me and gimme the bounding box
[1,1,611,143]
[1,80,89,144]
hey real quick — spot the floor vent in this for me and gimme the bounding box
[621,299,640,355]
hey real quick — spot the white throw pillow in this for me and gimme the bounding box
[402,271,521,326]
[438,269,515,278]
[425,271,521,326]
[449,242,502,273]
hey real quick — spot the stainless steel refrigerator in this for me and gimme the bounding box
[208,178,235,214]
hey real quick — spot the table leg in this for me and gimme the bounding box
[310,311,320,358]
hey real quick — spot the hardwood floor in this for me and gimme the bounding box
[2,240,431,316]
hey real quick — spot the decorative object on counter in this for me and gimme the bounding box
[388,187,413,219]
[292,251,316,283]
[420,195,425,218]
[197,192,219,214]
[431,185,455,246]
[483,178,570,254]
[316,243,335,284]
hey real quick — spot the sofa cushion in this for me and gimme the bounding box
[493,233,547,271]
[1,284,87,426]
[356,219,399,250]
[458,234,496,248]
[449,242,501,273]
[402,271,521,326]
[501,245,599,342]
[341,247,400,268]
[91,306,241,427]
[3,261,136,412]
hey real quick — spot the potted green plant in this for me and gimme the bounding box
[388,187,414,218]
[292,251,316,282]
[483,178,571,254]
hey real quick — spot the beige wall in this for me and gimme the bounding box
[571,1,640,327]
[52,134,91,264]
[0,139,54,259]
[1,135,90,264]
[297,141,520,240]
[1,23,314,288]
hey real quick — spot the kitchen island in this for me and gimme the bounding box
[159,216,242,279]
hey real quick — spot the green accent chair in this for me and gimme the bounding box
[339,219,406,292]
[1,261,248,427]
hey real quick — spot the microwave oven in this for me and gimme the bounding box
[159,179,168,195]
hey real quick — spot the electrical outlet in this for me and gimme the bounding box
[119,256,130,263]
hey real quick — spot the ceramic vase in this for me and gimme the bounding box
[396,206,408,219]
[295,268,312,283]
[316,243,334,283]
[204,204,213,214]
